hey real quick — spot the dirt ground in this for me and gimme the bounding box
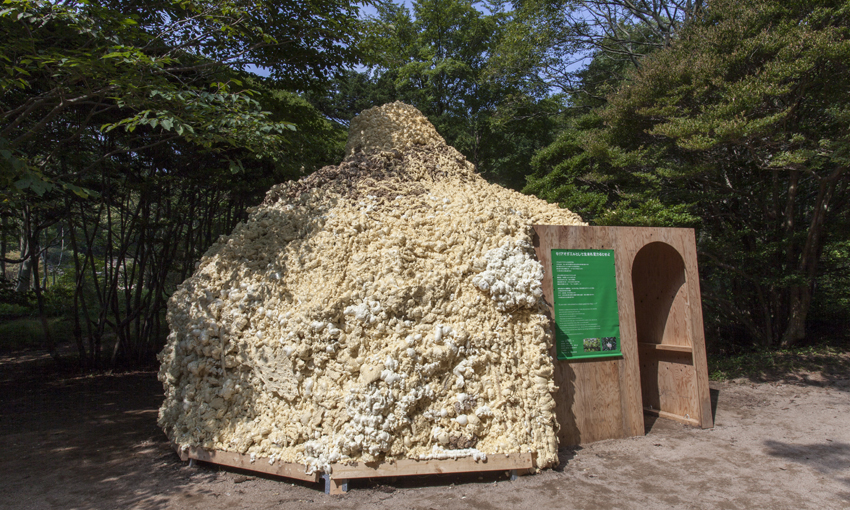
[1,350,848,510]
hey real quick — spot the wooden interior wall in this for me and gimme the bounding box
[632,242,702,426]
[632,242,691,347]
[532,225,713,446]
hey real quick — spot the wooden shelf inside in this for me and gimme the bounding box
[638,342,693,353]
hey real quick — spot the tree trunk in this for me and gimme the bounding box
[782,286,810,347]
[67,212,89,370]
[30,233,58,361]
[15,229,31,292]
[41,242,48,289]
[780,167,845,347]
[1,213,7,278]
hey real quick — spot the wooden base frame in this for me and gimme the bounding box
[173,443,534,495]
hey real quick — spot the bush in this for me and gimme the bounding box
[0,317,75,351]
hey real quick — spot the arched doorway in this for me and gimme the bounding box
[632,242,701,426]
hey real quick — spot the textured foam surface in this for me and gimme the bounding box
[158,102,584,473]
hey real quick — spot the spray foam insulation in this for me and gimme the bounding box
[158,101,584,473]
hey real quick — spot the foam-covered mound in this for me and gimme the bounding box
[158,102,584,473]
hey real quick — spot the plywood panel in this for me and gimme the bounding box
[638,347,699,419]
[532,225,713,445]
[632,240,701,425]
[656,357,698,419]
[615,226,711,428]
[174,444,530,495]
[533,225,643,446]
[556,359,625,444]
[680,233,714,428]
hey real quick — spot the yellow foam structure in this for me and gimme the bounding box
[158,102,584,473]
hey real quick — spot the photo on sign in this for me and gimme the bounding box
[583,338,600,352]
[601,337,617,351]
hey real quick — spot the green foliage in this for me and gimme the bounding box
[257,87,347,181]
[493,0,697,100]
[526,0,850,348]
[0,275,32,308]
[0,0,363,202]
[596,198,700,228]
[810,224,850,324]
[0,0,361,367]
[708,343,850,382]
[0,317,75,351]
[525,113,613,218]
[304,70,399,126]
[315,0,561,190]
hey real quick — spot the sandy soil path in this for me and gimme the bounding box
[1,351,848,509]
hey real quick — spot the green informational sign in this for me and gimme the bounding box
[551,249,622,360]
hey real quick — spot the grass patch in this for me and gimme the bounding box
[0,317,76,351]
[708,342,850,382]
[0,303,35,319]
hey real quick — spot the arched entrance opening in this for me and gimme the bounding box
[632,242,701,426]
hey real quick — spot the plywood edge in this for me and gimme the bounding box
[644,407,701,427]
[611,230,646,440]
[532,224,645,444]
[330,452,534,479]
[680,229,715,429]
[175,445,319,483]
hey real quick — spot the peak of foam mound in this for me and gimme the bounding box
[158,103,584,475]
[344,101,446,157]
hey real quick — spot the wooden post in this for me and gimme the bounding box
[323,474,349,495]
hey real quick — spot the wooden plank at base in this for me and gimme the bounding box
[644,407,701,427]
[170,441,189,462]
[172,443,532,491]
[330,453,533,479]
[185,447,319,483]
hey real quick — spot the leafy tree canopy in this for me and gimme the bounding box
[0,0,362,201]
[312,0,562,190]
[525,0,850,347]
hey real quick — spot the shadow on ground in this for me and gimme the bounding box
[764,439,850,499]
[0,348,219,510]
